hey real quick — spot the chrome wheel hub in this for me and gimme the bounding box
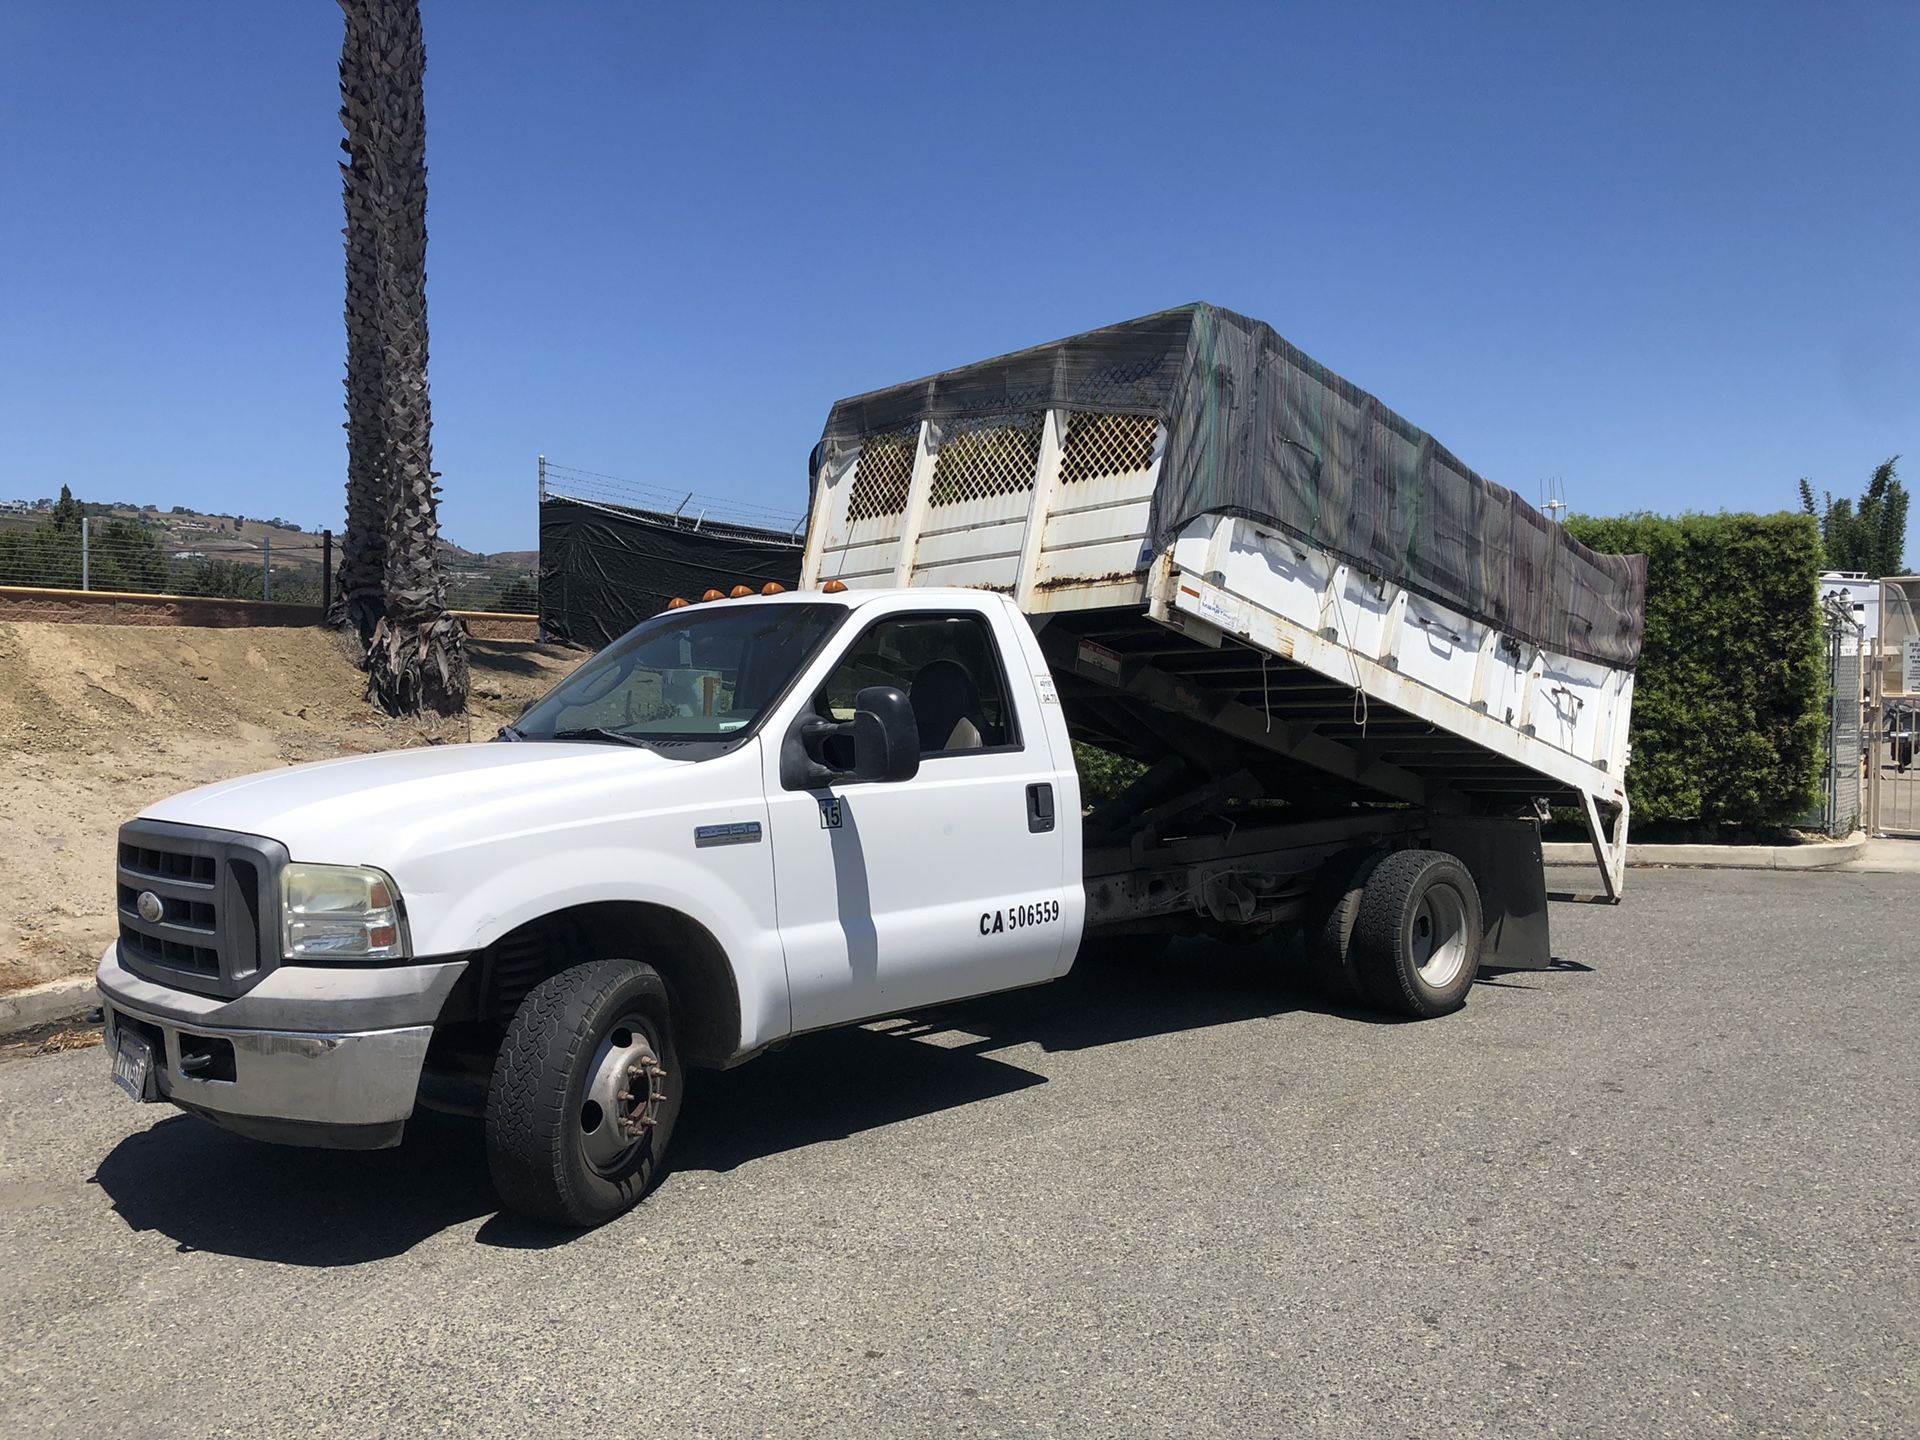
[578,1014,667,1174]
[1411,884,1469,990]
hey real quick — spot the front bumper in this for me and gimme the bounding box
[97,942,466,1150]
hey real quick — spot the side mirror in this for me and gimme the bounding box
[850,686,918,783]
[779,687,919,789]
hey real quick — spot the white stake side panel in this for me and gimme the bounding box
[802,422,930,587]
[805,408,1162,606]
[1155,515,1632,898]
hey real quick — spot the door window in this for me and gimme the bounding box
[816,614,1018,758]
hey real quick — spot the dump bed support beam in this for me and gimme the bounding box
[1149,548,1630,814]
[1581,789,1629,902]
[1042,632,1462,812]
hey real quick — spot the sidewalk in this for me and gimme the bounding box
[1543,834,1920,875]
[1843,837,1920,874]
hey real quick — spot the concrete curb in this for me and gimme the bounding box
[1542,832,1867,872]
[0,976,99,1038]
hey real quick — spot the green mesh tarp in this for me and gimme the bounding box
[820,303,1645,668]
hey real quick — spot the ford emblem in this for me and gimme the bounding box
[136,891,165,924]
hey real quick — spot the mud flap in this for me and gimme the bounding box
[1428,815,1552,970]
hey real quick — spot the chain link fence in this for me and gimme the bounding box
[0,508,537,615]
[0,508,330,602]
[440,553,539,614]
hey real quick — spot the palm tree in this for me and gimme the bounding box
[334,0,385,642]
[336,0,468,715]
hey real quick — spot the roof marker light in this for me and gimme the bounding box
[761,582,786,595]
[821,580,848,593]
[701,589,725,603]
[666,596,690,609]
[729,585,754,598]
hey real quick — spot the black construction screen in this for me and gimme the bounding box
[539,497,803,651]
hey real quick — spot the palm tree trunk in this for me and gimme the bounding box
[341,0,468,716]
[333,0,386,643]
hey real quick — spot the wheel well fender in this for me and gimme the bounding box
[467,901,743,1066]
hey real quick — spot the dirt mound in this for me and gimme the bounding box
[0,622,581,993]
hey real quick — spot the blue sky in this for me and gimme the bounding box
[2,1,1916,557]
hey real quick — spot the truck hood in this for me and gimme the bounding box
[141,741,685,864]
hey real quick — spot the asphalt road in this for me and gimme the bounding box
[2,868,1915,1438]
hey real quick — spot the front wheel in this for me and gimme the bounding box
[485,958,684,1227]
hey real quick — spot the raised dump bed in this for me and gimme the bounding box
[801,303,1644,898]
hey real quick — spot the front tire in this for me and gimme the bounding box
[1353,850,1483,1018]
[485,958,683,1227]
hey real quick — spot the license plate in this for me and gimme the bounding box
[110,1028,156,1102]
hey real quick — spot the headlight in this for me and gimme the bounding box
[281,863,410,961]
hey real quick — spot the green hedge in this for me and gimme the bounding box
[1566,512,1824,826]
[1073,741,1146,804]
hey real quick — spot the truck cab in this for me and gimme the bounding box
[99,587,1082,1224]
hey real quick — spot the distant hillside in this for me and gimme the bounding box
[3,497,530,569]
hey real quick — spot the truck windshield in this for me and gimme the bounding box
[514,602,842,748]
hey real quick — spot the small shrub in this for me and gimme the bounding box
[182,559,265,599]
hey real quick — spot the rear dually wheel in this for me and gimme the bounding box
[1353,849,1483,1019]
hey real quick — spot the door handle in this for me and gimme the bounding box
[1026,783,1055,834]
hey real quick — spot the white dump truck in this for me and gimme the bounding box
[98,305,1645,1226]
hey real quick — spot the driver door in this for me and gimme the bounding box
[764,606,1070,1032]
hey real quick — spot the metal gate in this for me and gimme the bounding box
[1809,598,1864,836]
[1868,576,1920,836]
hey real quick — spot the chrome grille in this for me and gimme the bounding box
[114,820,288,998]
